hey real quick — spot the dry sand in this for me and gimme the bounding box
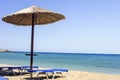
[0,64,120,80]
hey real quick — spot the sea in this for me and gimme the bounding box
[0,52,120,74]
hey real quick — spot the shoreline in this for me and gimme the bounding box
[0,52,120,75]
[0,64,120,80]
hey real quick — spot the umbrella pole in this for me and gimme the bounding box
[30,13,35,79]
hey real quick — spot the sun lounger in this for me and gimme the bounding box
[28,69,68,80]
[0,66,39,76]
[0,66,21,75]
[21,66,38,70]
[20,66,38,75]
[0,76,8,80]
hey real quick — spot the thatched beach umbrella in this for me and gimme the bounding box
[2,5,65,78]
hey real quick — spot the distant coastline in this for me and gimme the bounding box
[0,49,10,52]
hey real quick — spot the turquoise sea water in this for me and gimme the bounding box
[0,52,120,74]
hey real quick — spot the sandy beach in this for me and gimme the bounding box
[0,64,120,80]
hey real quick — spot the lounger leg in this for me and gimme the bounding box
[20,69,23,75]
[61,72,64,77]
[37,72,40,77]
[6,71,10,75]
[12,70,16,76]
[7,69,16,76]
[52,72,56,80]
[37,72,49,80]
[46,73,49,80]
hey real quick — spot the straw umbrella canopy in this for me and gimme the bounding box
[2,5,65,73]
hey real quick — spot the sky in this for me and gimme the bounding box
[0,0,120,54]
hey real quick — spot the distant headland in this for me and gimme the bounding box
[0,49,10,52]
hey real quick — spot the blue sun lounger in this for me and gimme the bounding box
[28,69,68,80]
[20,66,39,75]
[21,66,38,69]
[21,66,38,71]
